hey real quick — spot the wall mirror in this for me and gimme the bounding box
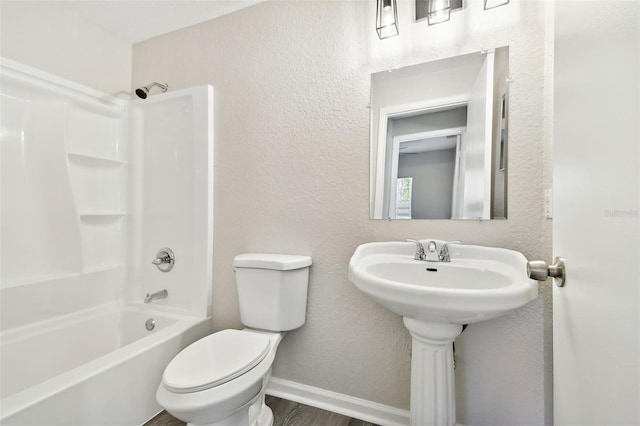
[370,47,509,220]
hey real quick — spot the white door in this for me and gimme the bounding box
[553,1,639,424]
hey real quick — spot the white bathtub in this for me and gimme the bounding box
[0,302,212,425]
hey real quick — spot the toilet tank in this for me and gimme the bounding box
[233,253,312,331]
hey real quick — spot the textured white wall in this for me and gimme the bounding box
[0,1,131,96]
[132,1,552,424]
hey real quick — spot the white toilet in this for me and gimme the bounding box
[156,253,312,426]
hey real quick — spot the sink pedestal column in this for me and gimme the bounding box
[403,318,463,426]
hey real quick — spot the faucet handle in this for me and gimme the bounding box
[151,256,168,265]
[439,240,462,262]
[406,239,426,260]
[152,247,175,272]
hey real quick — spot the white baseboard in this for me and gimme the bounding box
[265,377,410,426]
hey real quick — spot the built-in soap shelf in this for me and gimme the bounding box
[68,152,125,167]
[78,212,126,272]
[68,160,124,213]
[79,212,126,220]
[66,108,126,274]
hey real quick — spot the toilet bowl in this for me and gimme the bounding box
[156,254,311,426]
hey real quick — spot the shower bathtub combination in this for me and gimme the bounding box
[0,59,214,425]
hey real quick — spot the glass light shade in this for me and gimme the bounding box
[376,0,399,39]
[427,0,451,25]
[484,0,509,10]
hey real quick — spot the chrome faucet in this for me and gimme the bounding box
[406,239,440,261]
[144,289,168,303]
[407,239,462,262]
[439,240,461,262]
[425,241,440,262]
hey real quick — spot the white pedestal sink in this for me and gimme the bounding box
[348,240,538,426]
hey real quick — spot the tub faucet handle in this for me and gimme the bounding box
[152,248,175,272]
[152,256,168,265]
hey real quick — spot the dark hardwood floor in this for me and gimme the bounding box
[144,395,378,426]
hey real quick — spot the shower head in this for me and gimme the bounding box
[135,82,168,99]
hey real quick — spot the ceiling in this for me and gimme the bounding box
[56,0,267,44]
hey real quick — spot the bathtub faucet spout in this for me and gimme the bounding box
[144,289,168,304]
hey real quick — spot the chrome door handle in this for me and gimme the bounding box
[527,257,566,287]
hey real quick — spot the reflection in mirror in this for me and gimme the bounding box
[370,47,509,220]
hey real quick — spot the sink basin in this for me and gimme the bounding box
[348,240,538,426]
[349,240,538,324]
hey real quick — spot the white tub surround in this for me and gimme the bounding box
[127,85,214,317]
[1,59,127,290]
[0,58,214,425]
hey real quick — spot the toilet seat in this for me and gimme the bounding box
[162,329,271,394]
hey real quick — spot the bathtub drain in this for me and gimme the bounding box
[145,318,156,331]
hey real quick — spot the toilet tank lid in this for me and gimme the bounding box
[233,253,312,270]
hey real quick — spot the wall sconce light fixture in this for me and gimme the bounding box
[427,0,451,25]
[376,0,399,39]
[415,0,462,23]
[413,0,508,25]
[484,0,510,10]
[380,0,510,40]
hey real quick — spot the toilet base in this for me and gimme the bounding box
[249,393,274,426]
[185,395,273,426]
[255,404,274,426]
